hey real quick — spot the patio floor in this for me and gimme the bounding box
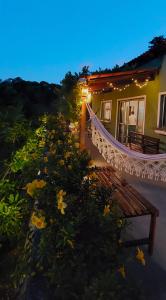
[85,133,166,300]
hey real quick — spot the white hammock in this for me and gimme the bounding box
[86,103,166,182]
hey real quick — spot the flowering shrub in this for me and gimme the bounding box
[0,114,145,299]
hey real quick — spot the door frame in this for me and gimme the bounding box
[115,95,146,139]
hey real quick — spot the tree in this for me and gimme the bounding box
[0,78,62,119]
[61,71,80,120]
[79,65,90,76]
[148,36,166,54]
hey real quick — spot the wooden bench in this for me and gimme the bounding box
[94,167,159,255]
[128,131,160,154]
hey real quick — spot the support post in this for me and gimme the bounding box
[80,98,86,150]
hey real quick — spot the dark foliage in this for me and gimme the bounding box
[92,65,121,75]
[0,77,62,119]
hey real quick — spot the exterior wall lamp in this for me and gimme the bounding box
[79,86,91,149]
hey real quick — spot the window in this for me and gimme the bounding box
[100,100,112,122]
[158,94,166,130]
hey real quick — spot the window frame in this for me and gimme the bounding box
[115,95,146,138]
[156,92,166,134]
[100,100,112,123]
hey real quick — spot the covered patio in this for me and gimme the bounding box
[85,132,166,300]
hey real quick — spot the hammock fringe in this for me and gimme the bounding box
[86,103,166,182]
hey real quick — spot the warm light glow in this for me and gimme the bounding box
[81,87,91,103]
[81,87,89,96]
[86,93,91,103]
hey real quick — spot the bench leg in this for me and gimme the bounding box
[148,214,157,256]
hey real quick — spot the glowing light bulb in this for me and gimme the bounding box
[81,88,89,96]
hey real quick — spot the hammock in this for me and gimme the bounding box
[86,103,166,182]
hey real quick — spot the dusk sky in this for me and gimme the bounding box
[0,0,166,83]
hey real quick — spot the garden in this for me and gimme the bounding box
[0,76,145,299]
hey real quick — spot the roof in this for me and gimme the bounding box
[82,68,159,92]
[120,48,164,71]
[79,39,166,92]
[91,39,166,75]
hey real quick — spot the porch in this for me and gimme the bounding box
[85,131,166,300]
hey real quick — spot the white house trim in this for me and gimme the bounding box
[100,100,112,123]
[156,91,166,134]
[115,95,146,138]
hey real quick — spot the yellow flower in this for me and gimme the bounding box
[59,159,65,166]
[31,212,38,223]
[57,140,62,145]
[43,156,48,163]
[67,239,74,249]
[31,212,46,229]
[57,189,66,201]
[136,248,145,266]
[26,181,37,197]
[25,180,46,197]
[103,205,111,216]
[57,199,67,215]
[34,179,46,189]
[35,219,46,229]
[57,190,67,215]
[118,265,126,278]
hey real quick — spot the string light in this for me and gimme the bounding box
[91,77,150,94]
[104,77,150,92]
[134,79,149,88]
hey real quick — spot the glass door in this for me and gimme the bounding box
[117,98,145,143]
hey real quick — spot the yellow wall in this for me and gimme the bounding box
[92,56,166,144]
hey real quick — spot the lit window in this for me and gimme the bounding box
[100,101,112,122]
[158,94,166,130]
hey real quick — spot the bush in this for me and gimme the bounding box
[12,114,135,299]
[0,114,145,299]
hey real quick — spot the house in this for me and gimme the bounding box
[81,40,166,151]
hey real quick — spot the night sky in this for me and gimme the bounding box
[0,0,166,83]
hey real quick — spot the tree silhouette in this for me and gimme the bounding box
[149,36,166,48]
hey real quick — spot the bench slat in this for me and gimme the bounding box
[94,167,159,218]
[117,186,147,215]
[113,190,139,216]
[91,167,159,255]
[127,185,159,216]
[95,171,143,216]
[99,168,148,215]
